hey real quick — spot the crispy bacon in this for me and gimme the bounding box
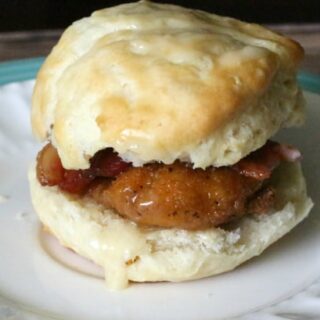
[37,141,301,197]
[36,144,65,186]
[90,148,131,178]
[276,143,301,162]
[36,144,131,194]
[59,170,94,194]
[232,141,301,180]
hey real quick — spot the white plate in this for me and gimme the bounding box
[0,80,320,320]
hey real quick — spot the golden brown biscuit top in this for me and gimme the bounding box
[32,1,304,169]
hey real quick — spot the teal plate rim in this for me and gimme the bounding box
[0,57,320,93]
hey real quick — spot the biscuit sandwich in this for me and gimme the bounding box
[29,1,313,289]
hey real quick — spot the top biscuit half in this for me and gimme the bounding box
[31,1,305,169]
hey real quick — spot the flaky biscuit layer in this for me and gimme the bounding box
[32,1,304,169]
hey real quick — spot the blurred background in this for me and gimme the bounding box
[0,0,319,73]
[1,0,320,30]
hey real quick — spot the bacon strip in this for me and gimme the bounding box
[37,141,301,194]
[36,144,131,194]
[232,141,301,180]
[90,148,131,178]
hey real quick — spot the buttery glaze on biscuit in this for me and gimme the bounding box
[32,1,304,169]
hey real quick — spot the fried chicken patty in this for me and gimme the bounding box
[89,163,273,229]
[36,142,300,230]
